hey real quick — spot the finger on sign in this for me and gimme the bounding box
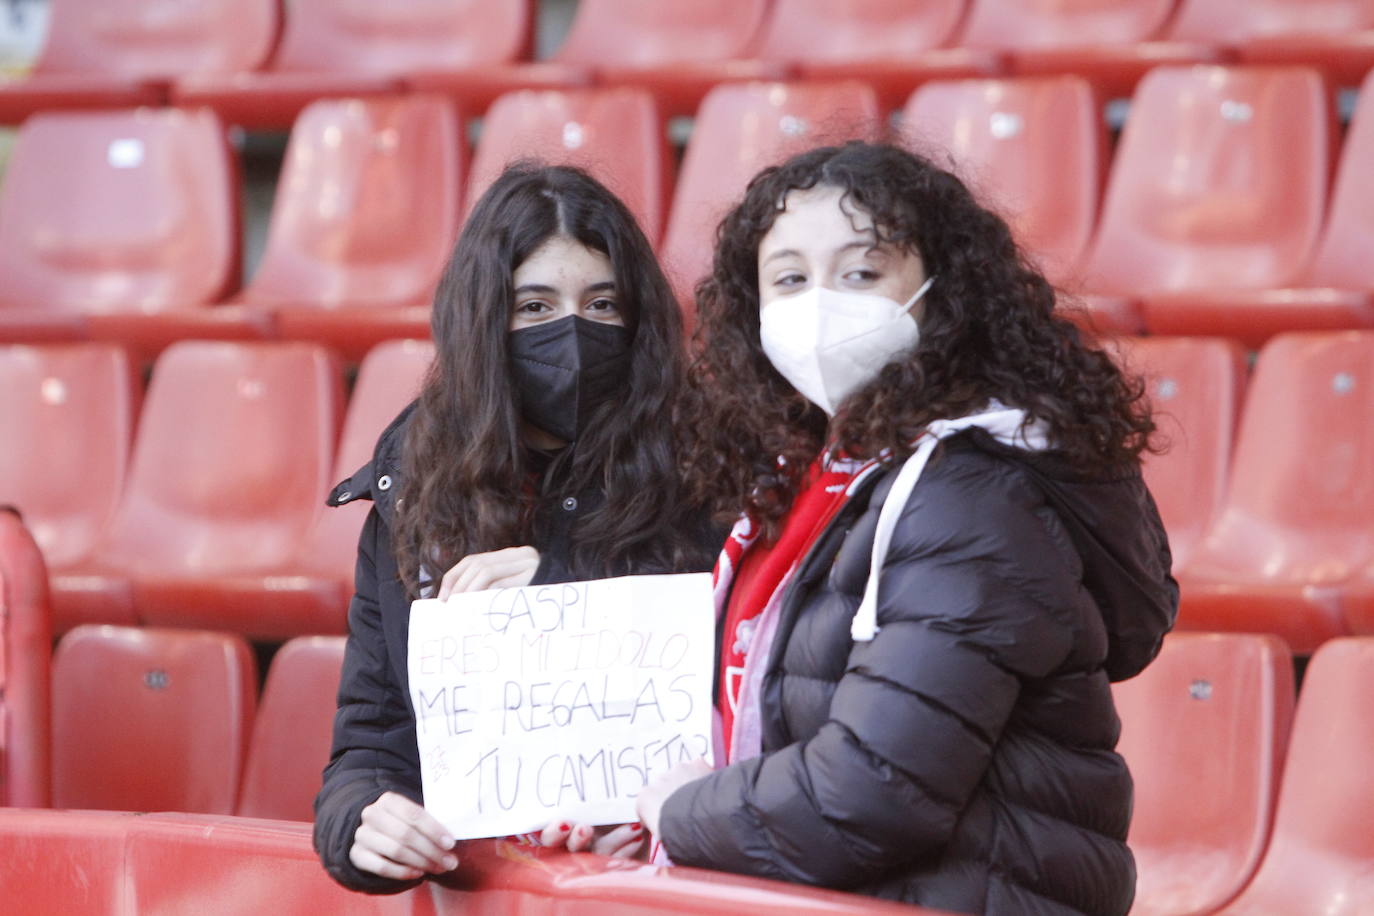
[348,845,424,881]
[565,822,597,853]
[540,821,573,847]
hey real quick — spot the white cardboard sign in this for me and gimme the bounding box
[407,573,715,839]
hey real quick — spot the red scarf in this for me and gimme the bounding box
[717,459,863,755]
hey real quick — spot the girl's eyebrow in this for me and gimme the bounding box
[513,283,557,296]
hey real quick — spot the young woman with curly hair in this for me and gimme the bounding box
[314,164,720,894]
[634,142,1179,916]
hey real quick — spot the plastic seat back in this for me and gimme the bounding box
[268,0,531,76]
[296,339,434,580]
[27,0,277,79]
[467,89,670,245]
[0,109,238,315]
[1170,0,1374,43]
[1114,633,1294,916]
[1111,336,1247,572]
[661,82,883,312]
[1084,66,1331,297]
[553,0,770,68]
[960,0,1177,49]
[51,625,256,813]
[243,96,464,311]
[1189,332,1374,587]
[0,510,53,807]
[753,0,968,63]
[1305,68,1374,289]
[900,76,1105,285]
[236,636,347,820]
[96,342,342,578]
[1217,637,1374,914]
[0,345,138,569]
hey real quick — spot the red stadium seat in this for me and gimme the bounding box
[661,82,883,320]
[466,89,671,246]
[750,0,1002,111]
[0,108,253,351]
[1115,633,1294,916]
[0,345,138,575]
[51,625,256,813]
[1176,332,1374,653]
[236,636,346,821]
[174,0,532,129]
[0,509,53,807]
[50,342,343,639]
[1111,337,1247,573]
[1170,0,1374,87]
[0,0,277,124]
[899,76,1105,287]
[1080,67,1334,342]
[547,0,784,117]
[182,339,434,640]
[1143,67,1374,343]
[1212,637,1374,915]
[246,96,464,360]
[958,0,1226,97]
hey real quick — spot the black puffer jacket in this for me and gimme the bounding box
[313,405,721,893]
[659,430,1178,916]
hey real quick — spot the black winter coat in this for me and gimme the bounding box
[313,405,721,894]
[659,430,1178,916]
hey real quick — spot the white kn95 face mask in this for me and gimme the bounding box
[760,275,936,415]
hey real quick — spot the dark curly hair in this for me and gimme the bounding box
[678,141,1156,537]
[395,163,707,594]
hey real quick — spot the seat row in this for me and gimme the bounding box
[3,330,1374,652]
[8,599,1373,914]
[3,0,1374,128]
[2,66,1373,357]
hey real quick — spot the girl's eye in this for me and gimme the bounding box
[517,300,551,314]
[774,272,805,288]
[843,268,880,283]
[587,297,618,312]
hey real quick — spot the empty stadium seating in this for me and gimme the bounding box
[236,636,346,821]
[541,0,784,117]
[660,81,883,319]
[959,0,1225,96]
[0,107,251,350]
[1114,633,1294,916]
[0,344,138,573]
[1143,66,1374,344]
[244,96,464,359]
[0,0,278,123]
[181,338,432,640]
[1212,637,1374,914]
[1079,66,1334,342]
[50,626,256,813]
[750,0,1002,111]
[0,508,52,808]
[899,76,1105,287]
[173,0,532,128]
[1171,0,1374,87]
[466,88,671,246]
[1177,332,1374,653]
[49,342,342,639]
[1110,336,1248,572]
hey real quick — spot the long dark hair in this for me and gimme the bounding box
[395,163,701,593]
[679,141,1156,538]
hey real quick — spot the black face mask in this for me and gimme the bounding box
[508,315,632,443]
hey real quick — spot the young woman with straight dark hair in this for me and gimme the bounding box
[315,163,719,894]
[634,142,1179,916]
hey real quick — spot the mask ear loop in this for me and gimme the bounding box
[900,275,937,315]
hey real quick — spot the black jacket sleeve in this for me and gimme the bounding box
[313,509,426,894]
[658,454,1083,888]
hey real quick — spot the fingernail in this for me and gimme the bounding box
[441,834,455,848]
[630,823,642,832]
[559,822,570,832]
[443,855,459,870]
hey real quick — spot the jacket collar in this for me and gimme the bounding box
[327,400,416,524]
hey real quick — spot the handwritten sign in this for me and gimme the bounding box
[407,573,715,839]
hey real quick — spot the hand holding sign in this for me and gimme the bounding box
[407,573,716,840]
